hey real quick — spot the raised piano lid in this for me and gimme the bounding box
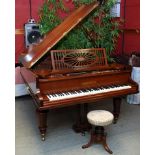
[19,1,100,69]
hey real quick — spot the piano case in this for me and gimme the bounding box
[19,1,139,140]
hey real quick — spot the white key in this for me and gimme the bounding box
[47,85,132,101]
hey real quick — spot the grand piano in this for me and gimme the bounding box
[19,1,138,140]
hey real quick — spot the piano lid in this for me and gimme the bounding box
[19,1,100,68]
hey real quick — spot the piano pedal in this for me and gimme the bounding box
[81,131,86,136]
[113,118,118,124]
[72,123,92,134]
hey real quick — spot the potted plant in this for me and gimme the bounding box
[38,0,121,62]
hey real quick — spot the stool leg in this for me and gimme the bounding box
[82,130,94,149]
[82,126,113,154]
[102,135,113,154]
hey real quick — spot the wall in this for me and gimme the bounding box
[117,0,140,55]
[15,0,74,63]
[15,0,140,62]
[15,0,140,95]
[15,0,43,63]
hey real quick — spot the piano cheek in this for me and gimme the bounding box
[37,93,48,101]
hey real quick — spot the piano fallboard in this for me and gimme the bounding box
[38,69,132,94]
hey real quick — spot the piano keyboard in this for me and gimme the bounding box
[47,84,132,101]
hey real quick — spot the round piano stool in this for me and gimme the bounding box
[82,110,114,154]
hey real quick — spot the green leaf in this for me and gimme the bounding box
[38,0,121,62]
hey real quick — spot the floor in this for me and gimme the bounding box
[16,95,140,155]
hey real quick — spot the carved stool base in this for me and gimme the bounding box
[82,126,113,154]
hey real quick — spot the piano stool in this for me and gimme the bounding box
[82,110,114,154]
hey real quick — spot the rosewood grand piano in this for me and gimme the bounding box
[19,1,138,140]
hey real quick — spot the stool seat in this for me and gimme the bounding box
[82,110,114,154]
[87,110,114,126]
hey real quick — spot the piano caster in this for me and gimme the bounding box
[41,133,46,141]
[81,131,85,136]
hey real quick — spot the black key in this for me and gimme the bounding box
[73,91,77,94]
[81,90,85,92]
[110,85,115,88]
[105,86,108,88]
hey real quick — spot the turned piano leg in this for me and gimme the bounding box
[36,109,48,141]
[113,97,121,124]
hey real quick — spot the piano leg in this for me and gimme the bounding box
[72,103,91,134]
[113,97,122,124]
[36,109,48,141]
